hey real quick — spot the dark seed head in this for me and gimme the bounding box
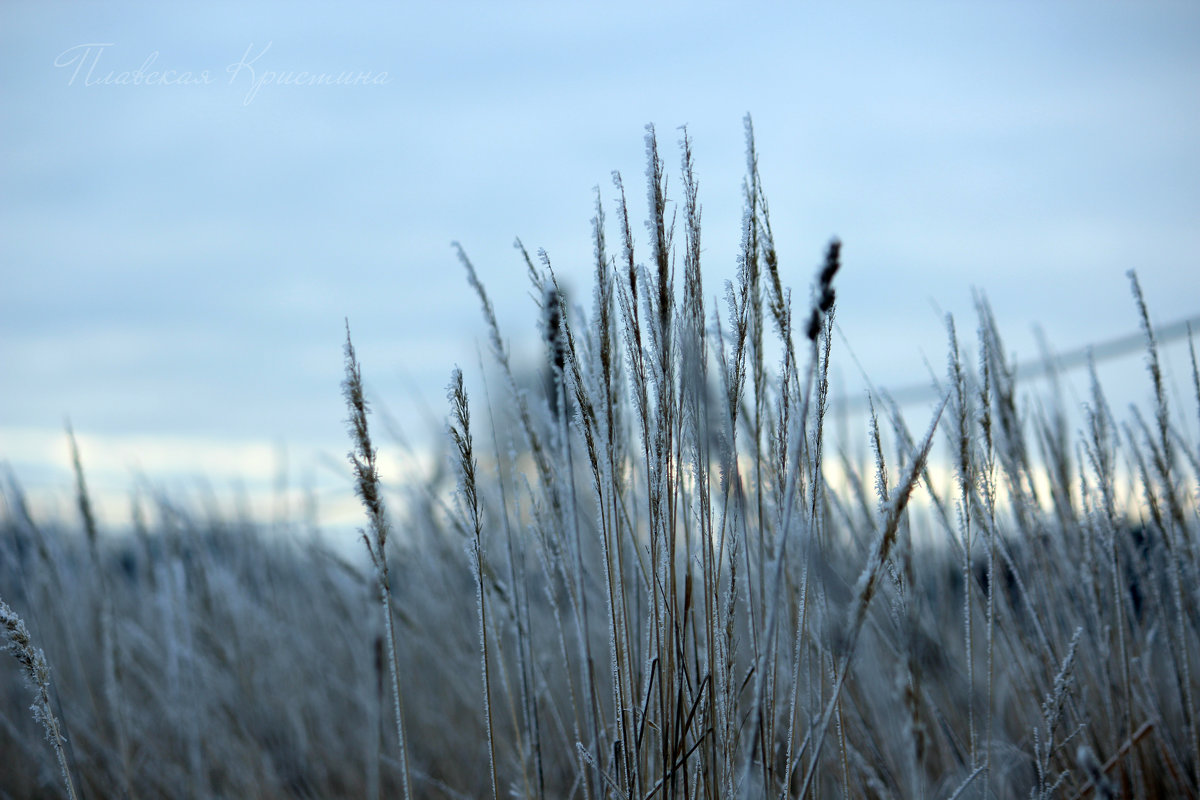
[806,308,821,341]
[820,239,841,286]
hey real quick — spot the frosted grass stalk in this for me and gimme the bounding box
[448,368,500,800]
[343,324,413,800]
[1,599,79,800]
[797,390,948,799]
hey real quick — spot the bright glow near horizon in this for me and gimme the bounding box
[2,2,1198,531]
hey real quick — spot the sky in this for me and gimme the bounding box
[2,2,1199,532]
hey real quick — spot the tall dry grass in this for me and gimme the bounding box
[2,118,1198,798]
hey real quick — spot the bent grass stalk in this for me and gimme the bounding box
[797,389,949,799]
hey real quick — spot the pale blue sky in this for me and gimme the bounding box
[3,2,1199,526]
